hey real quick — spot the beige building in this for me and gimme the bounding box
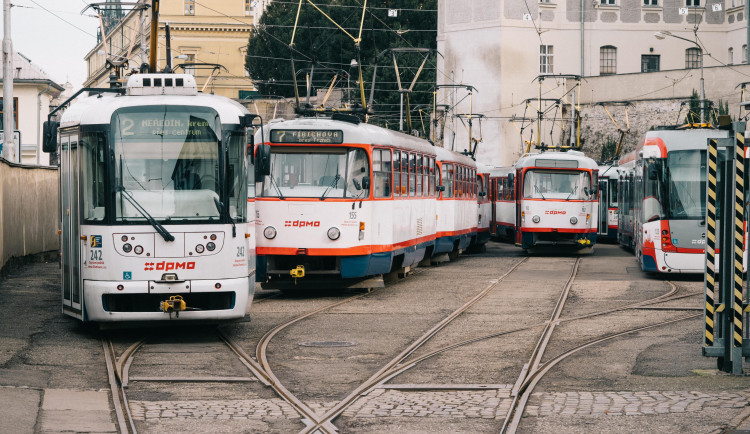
[83,0,270,99]
[437,0,750,166]
[0,52,64,166]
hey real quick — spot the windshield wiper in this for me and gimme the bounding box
[268,173,285,200]
[117,186,175,242]
[535,185,546,200]
[320,173,341,200]
[565,185,578,201]
[214,197,237,238]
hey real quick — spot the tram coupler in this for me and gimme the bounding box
[160,295,187,318]
[290,265,305,284]
[576,238,591,245]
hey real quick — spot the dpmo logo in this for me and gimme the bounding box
[285,220,320,228]
[544,210,566,215]
[144,261,196,271]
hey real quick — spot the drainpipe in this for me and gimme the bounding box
[581,0,585,76]
[37,82,52,165]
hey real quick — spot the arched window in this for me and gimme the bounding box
[685,47,702,69]
[600,46,617,75]
[729,47,734,65]
[744,45,748,64]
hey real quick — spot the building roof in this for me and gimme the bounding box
[0,52,64,91]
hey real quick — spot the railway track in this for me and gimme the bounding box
[102,253,705,434]
[102,291,374,434]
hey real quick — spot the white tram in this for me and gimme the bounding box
[490,151,599,252]
[617,128,729,273]
[433,147,479,260]
[254,115,439,289]
[46,74,257,322]
[597,164,621,242]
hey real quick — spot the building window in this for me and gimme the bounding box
[245,0,251,16]
[686,0,700,6]
[685,47,702,69]
[731,0,745,8]
[540,45,554,74]
[184,0,195,15]
[644,0,658,5]
[744,44,748,63]
[641,54,660,72]
[601,0,616,4]
[729,47,734,65]
[183,54,196,76]
[0,97,18,130]
[600,46,617,75]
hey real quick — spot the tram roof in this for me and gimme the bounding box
[59,91,249,128]
[514,151,598,170]
[434,146,476,167]
[640,128,728,152]
[261,117,437,155]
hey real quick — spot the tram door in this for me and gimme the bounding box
[60,134,82,317]
[598,179,608,236]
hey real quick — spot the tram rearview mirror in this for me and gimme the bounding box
[255,144,271,178]
[437,185,446,192]
[42,121,59,153]
[508,173,514,184]
[647,166,659,180]
[362,176,370,190]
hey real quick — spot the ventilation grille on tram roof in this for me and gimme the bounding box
[126,74,198,96]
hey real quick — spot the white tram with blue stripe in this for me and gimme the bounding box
[45,74,257,323]
[254,115,482,289]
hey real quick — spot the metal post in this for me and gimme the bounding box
[399,92,404,132]
[3,0,16,162]
[700,60,705,124]
[720,147,734,372]
[705,139,719,349]
[731,128,745,374]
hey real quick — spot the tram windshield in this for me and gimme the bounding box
[112,106,243,222]
[259,147,370,199]
[665,150,706,219]
[522,169,591,200]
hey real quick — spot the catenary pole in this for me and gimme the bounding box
[3,0,16,162]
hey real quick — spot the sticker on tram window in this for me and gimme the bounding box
[270,129,343,144]
[123,271,132,280]
[90,235,103,248]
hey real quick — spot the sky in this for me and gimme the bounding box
[1,0,104,89]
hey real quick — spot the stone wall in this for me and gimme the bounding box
[0,159,59,271]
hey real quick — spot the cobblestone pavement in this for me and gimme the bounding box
[128,388,750,421]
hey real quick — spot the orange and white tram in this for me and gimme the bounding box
[489,151,600,252]
[254,115,440,289]
[597,164,621,242]
[46,74,256,323]
[433,147,479,260]
[470,163,492,252]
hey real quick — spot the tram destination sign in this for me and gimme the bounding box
[270,129,343,144]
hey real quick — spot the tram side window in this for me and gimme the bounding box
[228,133,248,221]
[81,132,107,222]
[401,152,408,196]
[393,151,401,197]
[416,155,423,197]
[430,157,435,196]
[408,153,416,197]
[373,149,392,198]
[443,164,454,198]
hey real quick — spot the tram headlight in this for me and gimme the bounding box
[121,235,129,242]
[122,243,132,253]
[210,234,217,241]
[327,227,341,240]
[570,216,578,225]
[532,215,540,224]
[206,242,216,251]
[264,226,277,239]
[195,244,205,254]
[134,245,144,255]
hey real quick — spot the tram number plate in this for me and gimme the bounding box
[90,250,102,261]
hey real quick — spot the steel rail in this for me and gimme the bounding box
[254,291,378,433]
[102,338,137,434]
[500,258,581,433]
[503,313,701,433]
[299,257,530,434]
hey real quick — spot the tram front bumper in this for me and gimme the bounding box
[82,277,252,322]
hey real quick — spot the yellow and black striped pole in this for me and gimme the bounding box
[732,132,745,349]
[705,139,718,347]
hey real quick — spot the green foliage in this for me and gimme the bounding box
[600,137,618,163]
[245,1,438,127]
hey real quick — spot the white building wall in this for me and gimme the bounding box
[438,0,750,167]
